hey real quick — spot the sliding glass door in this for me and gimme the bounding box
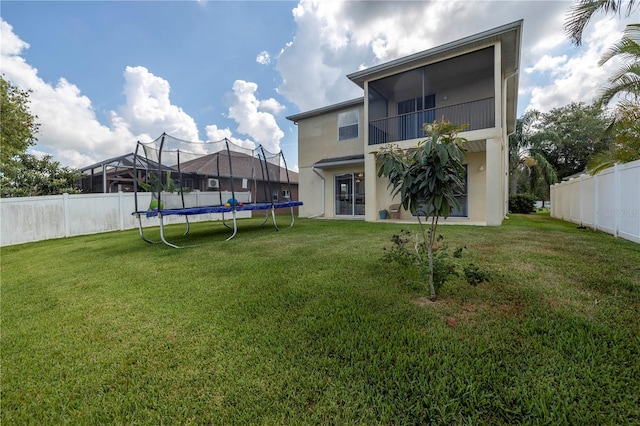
[335,172,365,216]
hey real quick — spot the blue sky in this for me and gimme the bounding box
[0,1,635,170]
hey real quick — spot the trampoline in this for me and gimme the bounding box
[132,133,302,247]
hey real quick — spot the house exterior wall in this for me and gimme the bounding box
[296,105,364,218]
[297,106,364,168]
[290,22,521,226]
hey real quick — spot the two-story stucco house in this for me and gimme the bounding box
[286,20,522,226]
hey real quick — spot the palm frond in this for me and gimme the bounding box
[599,38,640,66]
[565,0,631,46]
[598,67,640,104]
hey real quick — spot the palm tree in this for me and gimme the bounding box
[565,0,638,46]
[565,1,640,175]
[509,111,558,196]
[587,100,640,173]
[598,24,640,105]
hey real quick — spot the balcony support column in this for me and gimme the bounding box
[485,137,504,225]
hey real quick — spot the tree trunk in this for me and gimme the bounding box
[510,169,519,195]
[428,244,436,300]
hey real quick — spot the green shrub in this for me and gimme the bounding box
[509,193,537,214]
[383,230,489,291]
[463,263,491,286]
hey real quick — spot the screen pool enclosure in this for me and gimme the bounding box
[132,133,302,247]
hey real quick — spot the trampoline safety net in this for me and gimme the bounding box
[131,133,302,247]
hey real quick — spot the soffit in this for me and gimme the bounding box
[464,140,487,153]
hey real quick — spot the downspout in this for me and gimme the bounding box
[309,167,325,218]
[503,69,519,219]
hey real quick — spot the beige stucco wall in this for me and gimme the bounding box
[296,105,365,218]
[308,165,366,219]
[296,40,511,226]
[372,148,488,224]
[296,107,364,168]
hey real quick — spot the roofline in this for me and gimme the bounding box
[347,20,523,87]
[286,97,364,123]
[79,153,134,171]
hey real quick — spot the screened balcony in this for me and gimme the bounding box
[368,97,495,145]
[365,46,496,145]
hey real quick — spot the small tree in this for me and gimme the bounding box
[374,119,467,300]
[1,76,39,166]
[1,76,80,197]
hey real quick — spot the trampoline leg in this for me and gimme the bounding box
[159,215,182,249]
[271,207,280,231]
[259,210,270,226]
[221,212,233,230]
[226,210,238,241]
[288,206,295,228]
[136,213,158,244]
[183,216,191,236]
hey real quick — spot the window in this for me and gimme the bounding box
[282,189,290,199]
[338,109,359,141]
[397,95,436,140]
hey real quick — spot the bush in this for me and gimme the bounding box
[383,230,490,291]
[509,193,537,214]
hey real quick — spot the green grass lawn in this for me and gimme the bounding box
[2,213,639,424]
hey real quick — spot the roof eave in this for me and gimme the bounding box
[286,97,364,122]
[347,20,523,88]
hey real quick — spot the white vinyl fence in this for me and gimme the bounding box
[0,191,251,247]
[550,159,640,244]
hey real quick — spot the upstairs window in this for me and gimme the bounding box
[338,110,359,141]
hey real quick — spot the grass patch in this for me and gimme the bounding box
[2,213,639,424]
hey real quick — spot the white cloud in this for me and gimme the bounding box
[204,124,256,151]
[226,80,284,153]
[259,98,285,115]
[0,19,203,168]
[118,66,200,142]
[0,19,29,55]
[1,18,287,170]
[525,55,568,74]
[1,20,136,167]
[526,17,629,112]
[276,0,634,115]
[256,51,271,65]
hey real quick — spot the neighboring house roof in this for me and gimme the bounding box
[179,151,299,183]
[313,154,365,169]
[80,153,172,173]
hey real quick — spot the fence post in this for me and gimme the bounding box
[63,193,70,237]
[579,175,584,226]
[594,172,599,231]
[614,163,620,237]
[119,191,125,231]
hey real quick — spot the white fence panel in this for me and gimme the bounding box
[0,191,252,247]
[1,195,66,245]
[618,162,640,242]
[550,159,640,244]
[569,178,581,224]
[581,176,595,228]
[595,167,616,234]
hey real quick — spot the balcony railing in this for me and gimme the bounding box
[368,97,495,145]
